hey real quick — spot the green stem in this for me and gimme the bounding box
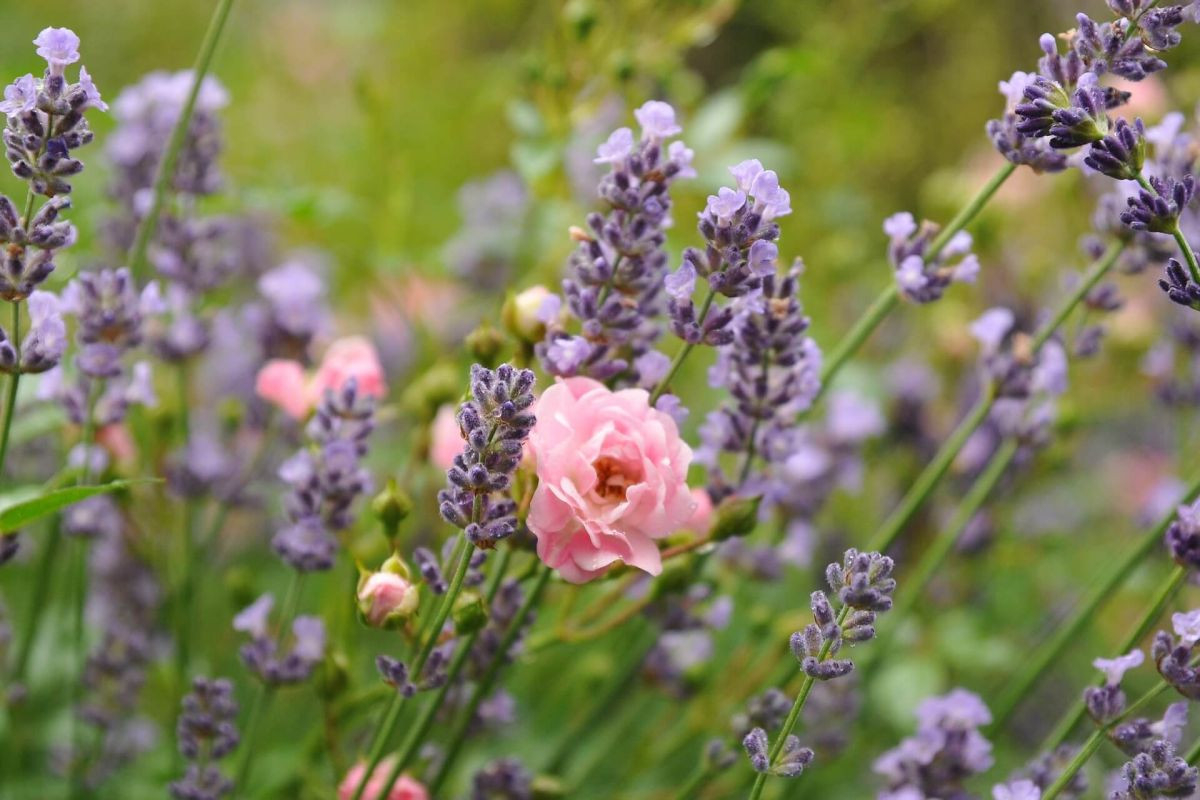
[888,438,1019,627]
[127,0,237,275]
[9,517,59,682]
[813,160,1017,406]
[232,571,303,795]
[1042,680,1172,800]
[650,287,717,406]
[747,606,851,800]
[67,536,88,800]
[1185,735,1200,766]
[1032,241,1124,351]
[673,763,713,800]
[1041,564,1188,750]
[426,564,553,795]
[990,472,1200,728]
[377,550,517,789]
[351,536,476,800]
[865,384,996,553]
[0,301,22,483]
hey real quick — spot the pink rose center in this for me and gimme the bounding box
[590,455,641,503]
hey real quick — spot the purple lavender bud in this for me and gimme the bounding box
[875,688,994,798]
[731,688,793,738]
[827,549,895,613]
[743,727,771,773]
[1086,118,1146,181]
[470,757,533,800]
[1158,258,1200,312]
[1166,500,1200,569]
[1112,740,1198,800]
[17,289,66,373]
[774,736,815,778]
[884,213,979,303]
[170,676,238,799]
[1123,174,1195,233]
[437,364,535,547]
[376,655,416,697]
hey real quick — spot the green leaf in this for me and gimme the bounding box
[0,479,159,533]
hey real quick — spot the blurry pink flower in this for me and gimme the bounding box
[338,759,428,800]
[527,377,695,583]
[96,424,136,464]
[430,404,461,471]
[311,336,387,400]
[357,570,420,628]
[255,359,310,419]
[686,488,714,534]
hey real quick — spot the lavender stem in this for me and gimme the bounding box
[0,301,21,483]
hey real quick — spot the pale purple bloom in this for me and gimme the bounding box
[730,159,764,193]
[634,350,671,388]
[0,74,37,117]
[749,170,791,219]
[669,140,696,178]
[655,393,688,426]
[233,594,274,639]
[706,186,746,224]
[34,27,81,74]
[883,212,917,242]
[535,293,561,324]
[915,688,993,729]
[77,65,107,112]
[747,240,778,276]
[998,71,1035,111]
[634,100,681,140]
[594,127,634,164]
[291,616,326,662]
[544,335,591,374]
[993,779,1041,800]
[826,390,885,443]
[1172,610,1200,646]
[970,308,1015,353]
[1031,341,1069,396]
[21,290,67,372]
[1094,648,1144,686]
[895,256,927,293]
[664,262,696,301]
[124,361,157,408]
[1153,702,1189,745]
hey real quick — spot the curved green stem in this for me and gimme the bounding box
[376,551,517,790]
[990,473,1200,728]
[0,301,22,483]
[1185,735,1200,766]
[9,518,61,682]
[426,564,553,795]
[1042,680,1172,800]
[650,287,717,406]
[814,160,1017,406]
[351,536,476,800]
[747,605,852,800]
[127,0,237,275]
[1041,564,1188,750]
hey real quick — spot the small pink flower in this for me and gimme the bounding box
[338,759,428,800]
[311,336,387,400]
[357,565,420,628]
[686,488,714,534]
[430,404,461,471]
[527,377,696,583]
[96,423,136,464]
[255,359,310,419]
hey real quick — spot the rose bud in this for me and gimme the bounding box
[357,554,420,629]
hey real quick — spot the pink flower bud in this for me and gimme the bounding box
[255,359,311,419]
[357,556,419,628]
[686,487,714,535]
[311,336,387,401]
[338,758,428,800]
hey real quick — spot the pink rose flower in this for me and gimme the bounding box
[338,759,428,800]
[686,487,714,534]
[430,404,462,471]
[311,335,387,400]
[527,377,696,583]
[255,359,311,419]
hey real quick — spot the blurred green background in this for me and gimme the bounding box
[4,0,1200,797]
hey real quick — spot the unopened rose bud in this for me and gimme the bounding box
[452,589,489,635]
[503,285,558,343]
[401,363,462,423]
[710,495,762,541]
[357,555,420,629]
[371,478,413,541]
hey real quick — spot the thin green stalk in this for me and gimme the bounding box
[865,238,1122,555]
[888,438,1019,627]
[232,572,304,795]
[866,384,996,553]
[377,551,517,788]
[427,564,553,795]
[1041,564,1188,750]
[813,160,1017,406]
[0,301,22,482]
[673,763,713,800]
[991,472,1200,728]
[747,605,852,800]
[649,287,717,405]
[9,517,60,682]
[68,389,99,798]
[351,536,477,800]
[1186,735,1200,766]
[1042,680,1173,800]
[127,0,237,275]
